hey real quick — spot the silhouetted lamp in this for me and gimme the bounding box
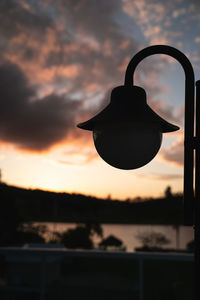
[78,85,179,169]
[78,45,200,299]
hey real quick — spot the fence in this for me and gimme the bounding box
[0,247,194,300]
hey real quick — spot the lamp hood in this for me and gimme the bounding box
[77,85,179,133]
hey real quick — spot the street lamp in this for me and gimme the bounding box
[77,45,199,299]
[78,84,178,170]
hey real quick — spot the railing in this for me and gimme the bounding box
[0,248,194,300]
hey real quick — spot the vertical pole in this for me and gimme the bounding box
[40,255,46,300]
[123,44,196,297]
[195,80,200,300]
[184,78,195,225]
[139,257,144,300]
[175,225,180,250]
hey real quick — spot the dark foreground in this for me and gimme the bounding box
[0,247,194,300]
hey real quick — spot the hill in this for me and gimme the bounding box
[0,183,184,225]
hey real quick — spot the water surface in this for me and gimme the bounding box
[34,222,193,252]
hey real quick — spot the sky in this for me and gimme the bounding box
[0,0,200,200]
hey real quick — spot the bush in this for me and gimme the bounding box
[137,231,171,249]
[61,226,93,249]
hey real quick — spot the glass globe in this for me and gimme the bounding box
[93,121,162,170]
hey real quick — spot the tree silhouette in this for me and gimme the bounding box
[60,222,103,249]
[61,226,93,249]
[164,186,172,199]
[99,235,126,251]
[137,231,171,249]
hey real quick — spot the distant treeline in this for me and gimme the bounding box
[0,183,184,225]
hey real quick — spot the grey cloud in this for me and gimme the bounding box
[44,0,140,85]
[161,150,184,166]
[160,139,184,166]
[0,0,53,38]
[149,100,182,127]
[0,63,81,151]
[0,0,54,60]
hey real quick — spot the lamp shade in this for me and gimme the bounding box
[77,86,179,132]
[77,85,179,169]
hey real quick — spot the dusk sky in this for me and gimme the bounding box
[0,0,200,199]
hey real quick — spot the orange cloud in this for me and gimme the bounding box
[136,172,182,181]
[58,146,98,166]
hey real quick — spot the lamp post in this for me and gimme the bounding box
[77,45,199,299]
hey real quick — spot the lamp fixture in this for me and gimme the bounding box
[77,45,200,299]
[78,85,179,170]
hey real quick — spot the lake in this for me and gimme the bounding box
[34,222,193,252]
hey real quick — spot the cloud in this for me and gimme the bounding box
[0,62,81,151]
[122,0,172,45]
[0,0,53,53]
[195,37,200,43]
[121,0,200,57]
[0,0,142,153]
[0,0,191,155]
[136,172,182,181]
[149,99,183,127]
[56,145,98,165]
[2,0,139,91]
[172,8,186,18]
[159,136,184,166]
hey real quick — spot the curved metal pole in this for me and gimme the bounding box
[195,80,200,300]
[125,45,195,226]
[125,45,199,299]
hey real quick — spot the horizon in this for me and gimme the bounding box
[0,180,181,202]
